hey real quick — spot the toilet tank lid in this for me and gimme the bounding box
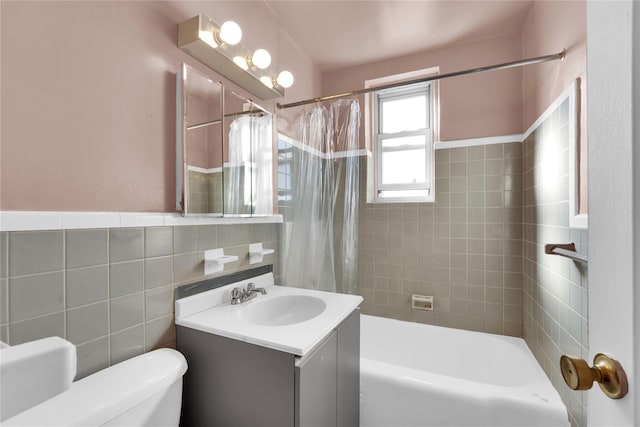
[0,337,76,422]
[3,348,188,426]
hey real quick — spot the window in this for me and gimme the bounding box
[366,69,438,203]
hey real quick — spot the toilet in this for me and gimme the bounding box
[1,338,187,426]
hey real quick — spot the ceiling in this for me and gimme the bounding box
[266,1,534,71]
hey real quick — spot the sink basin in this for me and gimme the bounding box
[240,295,327,326]
[175,272,363,355]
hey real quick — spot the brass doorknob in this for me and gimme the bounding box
[560,353,628,399]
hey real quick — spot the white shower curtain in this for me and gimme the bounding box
[285,99,360,293]
[227,114,273,215]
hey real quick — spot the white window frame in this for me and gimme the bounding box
[375,83,431,193]
[365,67,439,203]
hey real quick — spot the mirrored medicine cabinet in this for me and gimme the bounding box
[176,63,274,217]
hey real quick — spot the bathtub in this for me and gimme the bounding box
[360,315,569,427]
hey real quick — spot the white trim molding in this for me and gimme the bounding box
[566,80,587,229]
[522,82,577,141]
[0,211,283,232]
[434,134,523,150]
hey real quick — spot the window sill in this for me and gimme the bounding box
[370,195,435,204]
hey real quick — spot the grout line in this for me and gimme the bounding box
[76,334,110,348]
[8,309,67,326]
[66,299,109,311]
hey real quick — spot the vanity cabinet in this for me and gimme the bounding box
[177,309,360,427]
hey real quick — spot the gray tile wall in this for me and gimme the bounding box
[356,143,524,337]
[0,223,282,379]
[522,98,588,427]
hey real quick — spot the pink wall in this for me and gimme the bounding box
[322,33,524,148]
[0,1,319,212]
[522,0,587,213]
[522,1,586,130]
[1,1,585,212]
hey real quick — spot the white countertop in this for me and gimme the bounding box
[175,273,362,356]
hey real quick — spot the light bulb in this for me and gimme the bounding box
[260,76,274,88]
[199,30,217,48]
[219,21,242,45]
[251,49,271,69]
[276,71,294,88]
[233,56,249,70]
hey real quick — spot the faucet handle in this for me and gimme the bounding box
[230,287,245,305]
[246,282,267,295]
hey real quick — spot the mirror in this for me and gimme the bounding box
[223,90,273,216]
[176,63,274,217]
[177,63,224,215]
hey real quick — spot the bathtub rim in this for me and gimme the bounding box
[359,313,569,422]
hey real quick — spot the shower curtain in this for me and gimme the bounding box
[227,115,273,215]
[284,99,360,294]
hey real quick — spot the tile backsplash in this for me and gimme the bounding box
[0,223,282,378]
[522,98,588,427]
[357,142,524,337]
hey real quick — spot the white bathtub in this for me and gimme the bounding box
[360,315,569,427]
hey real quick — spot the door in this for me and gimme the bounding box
[587,1,638,425]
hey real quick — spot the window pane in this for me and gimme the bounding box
[381,94,427,133]
[381,148,426,185]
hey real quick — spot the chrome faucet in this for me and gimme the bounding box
[230,282,267,305]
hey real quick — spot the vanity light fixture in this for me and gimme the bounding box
[260,76,274,89]
[178,13,293,100]
[232,56,249,70]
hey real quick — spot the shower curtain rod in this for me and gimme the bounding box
[186,108,269,131]
[276,49,565,110]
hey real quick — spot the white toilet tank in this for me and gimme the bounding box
[4,348,188,427]
[0,337,77,421]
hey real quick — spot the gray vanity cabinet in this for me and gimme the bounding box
[336,309,360,427]
[295,308,360,427]
[295,330,337,427]
[177,308,360,427]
